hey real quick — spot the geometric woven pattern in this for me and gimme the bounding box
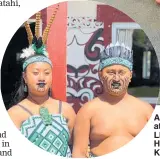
[23,55,52,71]
[20,114,71,157]
[99,57,133,71]
[99,42,133,71]
[89,152,96,158]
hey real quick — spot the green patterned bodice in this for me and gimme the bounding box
[20,108,71,157]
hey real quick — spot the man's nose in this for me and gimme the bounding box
[114,73,120,81]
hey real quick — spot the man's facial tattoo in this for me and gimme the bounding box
[102,74,130,96]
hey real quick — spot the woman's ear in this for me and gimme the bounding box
[23,72,27,84]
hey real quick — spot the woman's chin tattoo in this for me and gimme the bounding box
[37,87,45,92]
[36,83,46,92]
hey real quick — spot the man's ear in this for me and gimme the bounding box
[98,70,103,82]
[23,72,27,84]
[129,71,133,82]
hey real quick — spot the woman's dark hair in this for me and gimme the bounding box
[10,54,52,106]
[10,75,28,106]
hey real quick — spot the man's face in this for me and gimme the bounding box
[99,65,132,96]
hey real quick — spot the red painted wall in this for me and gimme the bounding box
[97,5,135,46]
[46,2,67,101]
[29,4,156,109]
[30,8,47,31]
[29,3,67,102]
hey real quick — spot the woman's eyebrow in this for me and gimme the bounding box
[44,68,51,71]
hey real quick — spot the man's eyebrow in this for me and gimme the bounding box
[119,70,126,72]
[107,69,114,71]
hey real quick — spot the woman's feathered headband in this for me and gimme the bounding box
[20,4,59,70]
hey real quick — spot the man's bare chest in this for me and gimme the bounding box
[90,106,147,139]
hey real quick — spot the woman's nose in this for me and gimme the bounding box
[38,73,45,81]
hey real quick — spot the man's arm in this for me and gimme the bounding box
[138,99,154,121]
[72,103,91,158]
[145,103,154,121]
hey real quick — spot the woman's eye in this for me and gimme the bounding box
[45,72,50,75]
[33,72,38,75]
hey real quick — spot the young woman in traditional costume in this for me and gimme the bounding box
[8,5,76,157]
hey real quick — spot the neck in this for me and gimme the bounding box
[27,93,49,105]
[101,91,128,105]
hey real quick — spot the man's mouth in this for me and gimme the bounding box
[111,82,121,89]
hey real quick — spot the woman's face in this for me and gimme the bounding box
[99,64,132,96]
[23,62,52,96]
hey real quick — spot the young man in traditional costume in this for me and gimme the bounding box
[72,42,153,157]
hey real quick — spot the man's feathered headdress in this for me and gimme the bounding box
[99,42,133,71]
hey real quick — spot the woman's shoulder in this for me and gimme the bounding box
[60,100,75,114]
[8,99,31,119]
[8,104,23,115]
[48,98,71,109]
[8,104,28,129]
[61,101,76,121]
[49,98,76,116]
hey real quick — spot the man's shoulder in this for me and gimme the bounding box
[129,95,153,111]
[77,97,101,115]
[83,97,100,108]
[129,95,149,104]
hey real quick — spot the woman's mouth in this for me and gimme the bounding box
[37,83,46,92]
[37,82,46,88]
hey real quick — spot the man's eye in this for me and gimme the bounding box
[108,71,114,74]
[119,71,125,75]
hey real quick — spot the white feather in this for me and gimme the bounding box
[20,46,35,59]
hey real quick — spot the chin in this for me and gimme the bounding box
[109,90,124,97]
[34,91,49,97]
[110,93,121,97]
